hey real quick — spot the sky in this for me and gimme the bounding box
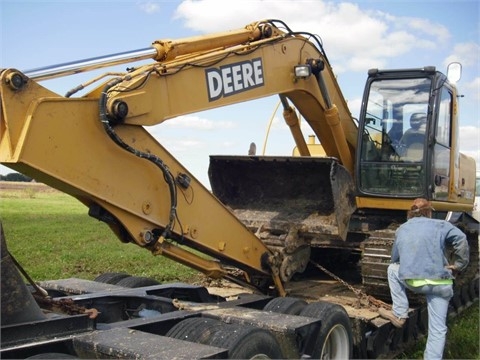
[1,0,479,187]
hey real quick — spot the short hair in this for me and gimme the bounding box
[407,198,434,219]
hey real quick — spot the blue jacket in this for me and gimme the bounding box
[392,217,469,280]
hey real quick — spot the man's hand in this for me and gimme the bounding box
[445,264,458,275]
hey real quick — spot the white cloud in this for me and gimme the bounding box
[460,126,480,149]
[399,17,450,43]
[173,139,204,151]
[138,1,161,14]
[345,97,362,119]
[174,0,452,74]
[219,141,237,148]
[155,137,205,152]
[459,125,480,167]
[466,77,480,89]
[444,42,480,68]
[161,115,235,130]
[174,0,257,31]
[464,77,480,101]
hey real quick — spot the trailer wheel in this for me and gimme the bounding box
[210,323,283,359]
[115,275,161,288]
[94,272,130,284]
[300,301,353,359]
[263,296,307,315]
[167,317,284,359]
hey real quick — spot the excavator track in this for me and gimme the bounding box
[449,226,480,312]
[361,230,425,304]
[361,226,479,309]
[360,230,396,301]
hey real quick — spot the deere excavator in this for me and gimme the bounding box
[1,19,478,359]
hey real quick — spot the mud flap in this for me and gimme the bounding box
[208,156,356,243]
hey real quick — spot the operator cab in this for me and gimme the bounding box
[356,66,457,200]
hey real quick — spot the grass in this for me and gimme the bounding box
[1,184,478,359]
[399,300,479,359]
[0,186,200,283]
[444,302,480,360]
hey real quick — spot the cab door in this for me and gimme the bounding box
[431,85,453,201]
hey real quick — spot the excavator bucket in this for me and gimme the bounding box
[208,156,356,248]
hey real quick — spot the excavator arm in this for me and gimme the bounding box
[0,20,358,294]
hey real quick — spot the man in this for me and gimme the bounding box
[378,198,469,360]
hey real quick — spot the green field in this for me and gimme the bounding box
[1,183,478,359]
[0,184,200,283]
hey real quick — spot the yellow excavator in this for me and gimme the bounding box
[1,17,478,312]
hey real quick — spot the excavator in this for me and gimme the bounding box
[1,19,478,359]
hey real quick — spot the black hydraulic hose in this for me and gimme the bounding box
[98,79,177,243]
[266,19,329,65]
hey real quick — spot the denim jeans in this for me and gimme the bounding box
[387,263,454,360]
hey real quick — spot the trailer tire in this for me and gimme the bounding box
[300,301,353,359]
[167,317,284,359]
[115,275,161,288]
[210,323,283,359]
[94,272,130,284]
[263,296,307,315]
[166,317,224,342]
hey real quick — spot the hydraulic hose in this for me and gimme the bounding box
[98,79,178,244]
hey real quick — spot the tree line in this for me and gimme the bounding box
[0,173,32,182]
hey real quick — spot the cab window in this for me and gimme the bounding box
[359,77,430,196]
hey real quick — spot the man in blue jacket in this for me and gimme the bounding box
[378,198,469,360]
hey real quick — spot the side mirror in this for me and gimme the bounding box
[447,62,462,83]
